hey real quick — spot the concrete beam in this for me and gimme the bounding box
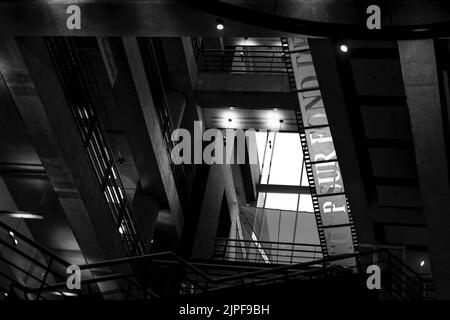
[196,73,291,93]
[195,72,297,108]
[0,1,449,36]
[196,91,298,109]
[399,39,450,298]
[367,207,425,226]
[0,38,137,300]
[107,38,167,201]
[122,37,184,236]
[192,165,225,259]
[0,37,113,264]
[256,184,310,194]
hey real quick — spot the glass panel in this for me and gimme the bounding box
[268,132,303,186]
[298,194,314,212]
[264,193,299,211]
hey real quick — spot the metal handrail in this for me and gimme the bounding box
[0,221,73,299]
[215,237,321,247]
[194,41,289,74]
[71,248,424,299]
[1,219,426,300]
[0,220,70,268]
[44,37,145,256]
[214,237,323,264]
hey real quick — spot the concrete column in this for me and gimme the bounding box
[167,92,186,129]
[0,37,113,264]
[132,183,160,252]
[399,39,450,298]
[122,37,184,236]
[0,37,135,300]
[192,165,225,259]
[309,39,375,244]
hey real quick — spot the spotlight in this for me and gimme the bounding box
[8,231,14,238]
[216,18,224,30]
[13,238,18,246]
[339,44,349,53]
[420,260,425,267]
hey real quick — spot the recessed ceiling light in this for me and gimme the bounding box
[13,239,18,246]
[420,260,425,267]
[339,44,348,53]
[216,18,224,30]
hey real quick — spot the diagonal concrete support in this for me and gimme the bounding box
[399,39,450,298]
[0,36,131,282]
[122,37,184,237]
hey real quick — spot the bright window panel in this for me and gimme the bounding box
[268,132,303,185]
[263,193,299,211]
[298,194,314,212]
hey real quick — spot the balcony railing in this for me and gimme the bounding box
[214,238,323,265]
[0,220,70,300]
[194,42,289,74]
[1,220,428,300]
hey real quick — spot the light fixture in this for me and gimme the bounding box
[420,260,425,267]
[339,44,349,53]
[51,291,78,297]
[0,210,44,220]
[9,231,14,238]
[13,238,18,246]
[229,107,234,110]
[216,18,224,30]
[119,226,124,234]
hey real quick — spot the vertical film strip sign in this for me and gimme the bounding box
[285,38,358,266]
